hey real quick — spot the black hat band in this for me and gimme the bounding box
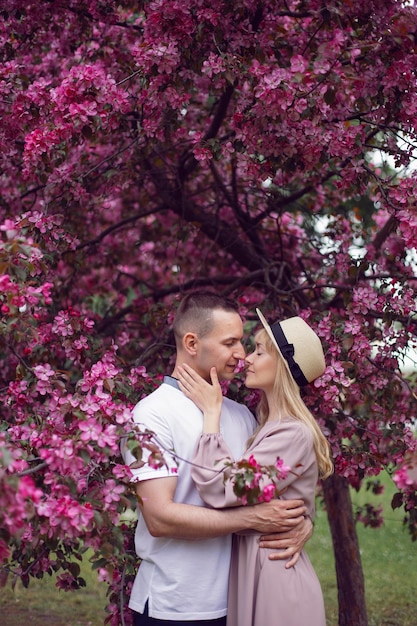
[270,322,309,387]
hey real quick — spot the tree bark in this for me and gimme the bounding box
[322,474,368,626]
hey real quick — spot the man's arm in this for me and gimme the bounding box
[135,476,307,539]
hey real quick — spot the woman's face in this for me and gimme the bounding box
[244,334,278,393]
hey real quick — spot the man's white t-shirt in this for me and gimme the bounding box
[122,377,256,620]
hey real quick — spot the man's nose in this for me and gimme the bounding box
[234,343,246,359]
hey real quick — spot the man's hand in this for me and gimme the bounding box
[249,498,307,533]
[259,516,313,568]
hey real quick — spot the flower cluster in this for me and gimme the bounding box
[355,503,384,529]
[393,451,417,492]
[223,455,292,506]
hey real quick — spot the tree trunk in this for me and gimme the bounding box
[322,473,368,626]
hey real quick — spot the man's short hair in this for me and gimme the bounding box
[173,291,239,343]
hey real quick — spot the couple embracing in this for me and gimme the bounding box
[122,291,332,626]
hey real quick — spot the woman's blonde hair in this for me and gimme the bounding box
[247,329,333,479]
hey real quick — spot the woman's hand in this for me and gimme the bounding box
[177,364,223,432]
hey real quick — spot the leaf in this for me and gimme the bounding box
[68,562,81,578]
[342,337,354,351]
[391,492,404,510]
[324,88,336,105]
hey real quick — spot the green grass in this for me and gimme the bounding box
[0,558,108,626]
[307,471,417,626]
[1,472,416,625]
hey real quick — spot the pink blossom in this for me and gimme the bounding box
[79,418,102,441]
[103,479,125,506]
[202,53,226,78]
[0,274,15,291]
[193,145,213,163]
[261,484,276,502]
[275,458,290,479]
[33,364,55,395]
[37,496,94,537]
[393,466,417,491]
[291,55,308,73]
[17,476,43,503]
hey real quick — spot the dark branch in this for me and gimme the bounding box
[179,83,236,180]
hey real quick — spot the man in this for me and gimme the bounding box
[123,292,311,626]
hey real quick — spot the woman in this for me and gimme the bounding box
[177,309,333,626]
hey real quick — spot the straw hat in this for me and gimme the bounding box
[256,309,325,386]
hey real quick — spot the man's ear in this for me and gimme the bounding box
[183,332,198,355]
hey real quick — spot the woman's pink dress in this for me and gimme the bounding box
[191,418,326,626]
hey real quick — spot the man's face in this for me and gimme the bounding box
[195,310,245,382]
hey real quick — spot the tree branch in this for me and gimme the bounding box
[73,208,162,252]
[179,83,236,180]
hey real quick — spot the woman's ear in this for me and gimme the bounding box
[183,332,198,355]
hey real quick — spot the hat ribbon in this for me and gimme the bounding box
[271,323,309,387]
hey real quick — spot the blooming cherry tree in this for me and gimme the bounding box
[1,1,417,625]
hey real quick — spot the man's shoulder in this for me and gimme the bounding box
[132,383,173,417]
[132,382,195,425]
[222,396,255,420]
[134,381,177,406]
